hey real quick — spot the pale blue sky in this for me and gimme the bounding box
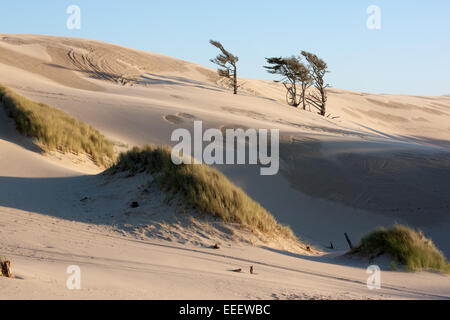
[1,1,449,95]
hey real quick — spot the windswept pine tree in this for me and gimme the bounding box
[210,40,239,94]
[301,51,330,116]
[264,56,312,109]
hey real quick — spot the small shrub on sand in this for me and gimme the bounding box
[0,256,12,278]
[351,224,450,273]
[109,145,296,240]
[0,84,115,167]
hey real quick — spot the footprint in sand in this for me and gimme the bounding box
[163,113,197,125]
[219,124,251,135]
[163,115,185,125]
[177,113,197,120]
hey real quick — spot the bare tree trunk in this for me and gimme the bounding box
[320,88,326,116]
[344,233,353,250]
[233,66,237,95]
[292,86,299,107]
[301,84,307,110]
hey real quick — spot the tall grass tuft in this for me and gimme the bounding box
[351,224,450,273]
[0,84,115,167]
[109,145,297,240]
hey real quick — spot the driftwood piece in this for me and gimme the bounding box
[344,233,354,250]
[1,260,13,278]
[130,201,139,208]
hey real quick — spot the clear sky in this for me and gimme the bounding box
[1,1,449,96]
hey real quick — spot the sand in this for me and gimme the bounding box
[0,34,449,299]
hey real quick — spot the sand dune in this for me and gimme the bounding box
[0,34,449,299]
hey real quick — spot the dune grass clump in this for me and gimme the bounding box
[0,84,115,167]
[351,224,450,273]
[109,145,296,240]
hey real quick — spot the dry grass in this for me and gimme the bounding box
[351,224,450,273]
[0,84,115,167]
[108,145,297,241]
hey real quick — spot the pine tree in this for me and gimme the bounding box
[210,40,239,94]
[301,51,330,116]
[264,56,312,109]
